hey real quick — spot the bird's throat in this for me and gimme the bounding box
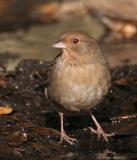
[61,49,80,66]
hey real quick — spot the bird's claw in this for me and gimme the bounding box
[59,131,78,145]
[87,127,114,142]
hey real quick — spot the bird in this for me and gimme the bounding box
[46,31,112,145]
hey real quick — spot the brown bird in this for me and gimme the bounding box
[47,31,112,145]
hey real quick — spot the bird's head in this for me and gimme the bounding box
[52,32,98,55]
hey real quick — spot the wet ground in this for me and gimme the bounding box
[0,58,137,160]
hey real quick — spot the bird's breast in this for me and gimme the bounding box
[48,60,111,112]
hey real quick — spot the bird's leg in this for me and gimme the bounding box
[88,113,114,142]
[59,112,77,145]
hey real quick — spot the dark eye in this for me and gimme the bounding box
[73,38,79,44]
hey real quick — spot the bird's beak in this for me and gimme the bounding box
[52,42,66,49]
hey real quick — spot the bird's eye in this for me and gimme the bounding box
[73,39,79,44]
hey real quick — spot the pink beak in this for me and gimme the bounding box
[52,42,66,49]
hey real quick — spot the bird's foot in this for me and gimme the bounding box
[59,131,77,145]
[87,126,114,142]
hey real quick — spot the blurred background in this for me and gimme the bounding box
[0,0,137,69]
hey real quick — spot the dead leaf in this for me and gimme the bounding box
[0,79,8,86]
[7,132,27,147]
[33,127,60,138]
[36,2,59,16]
[0,106,13,115]
[32,143,50,154]
[113,78,129,86]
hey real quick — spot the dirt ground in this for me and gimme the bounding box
[0,58,137,160]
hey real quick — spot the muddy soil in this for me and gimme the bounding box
[0,58,137,160]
